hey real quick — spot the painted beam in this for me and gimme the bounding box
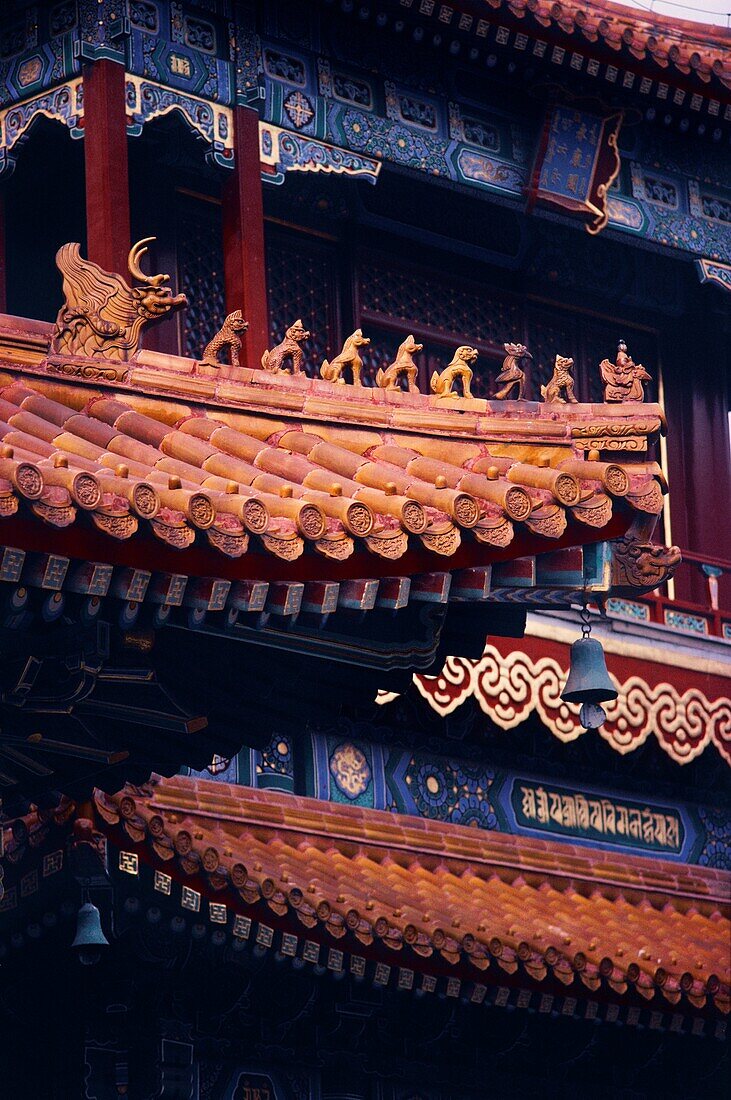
[492,557,536,588]
[111,568,151,602]
[450,567,492,601]
[184,578,232,612]
[535,547,584,587]
[147,573,188,607]
[66,562,113,597]
[229,580,269,613]
[302,581,340,615]
[338,579,379,611]
[376,577,411,610]
[23,553,70,590]
[0,547,25,583]
[410,573,451,603]
[266,582,304,616]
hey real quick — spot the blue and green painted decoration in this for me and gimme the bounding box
[186,731,730,870]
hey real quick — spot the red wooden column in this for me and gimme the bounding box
[222,106,268,368]
[82,60,131,275]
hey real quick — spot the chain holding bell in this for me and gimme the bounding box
[561,608,617,729]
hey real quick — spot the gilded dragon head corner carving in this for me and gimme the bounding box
[51,237,187,362]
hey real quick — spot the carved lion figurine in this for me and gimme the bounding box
[261,319,311,374]
[375,334,423,392]
[320,329,371,386]
[202,310,249,369]
[541,355,578,404]
[430,346,478,399]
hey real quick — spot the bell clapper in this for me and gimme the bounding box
[579,702,607,729]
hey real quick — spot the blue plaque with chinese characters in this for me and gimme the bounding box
[533,106,623,234]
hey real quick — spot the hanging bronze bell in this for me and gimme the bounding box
[72,901,109,965]
[561,637,617,705]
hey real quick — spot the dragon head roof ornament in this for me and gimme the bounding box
[51,237,187,363]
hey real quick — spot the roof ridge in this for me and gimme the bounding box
[138,776,730,905]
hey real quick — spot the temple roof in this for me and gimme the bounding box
[0,315,666,582]
[478,0,731,87]
[0,262,679,796]
[94,776,730,1013]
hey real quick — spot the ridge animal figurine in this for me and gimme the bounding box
[541,354,578,404]
[51,237,187,361]
[600,340,652,403]
[261,319,311,374]
[430,345,478,399]
[375,334,423,391]
[493,342,532,400]
[201,310,249,369]
[320,329,371,386]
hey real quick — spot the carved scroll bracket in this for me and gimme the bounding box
[0,79,84,176]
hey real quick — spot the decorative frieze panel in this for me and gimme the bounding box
[695,258,731,293]
[605,596,651,622]
[189,726,729,868]
[264,46,307,88]
[125,74,233,167]
[260,121,380,186]
[126,0,233,100]
[689,180,731,225]
[0,5,79,109]
[0,70,376,182]
[0,9,726,263]
[412,639,731,766]
[512,780,684,855]
[631,163,680,211]
[663,609,709,636]
[129,1,160,36]
[455,147,526,197]
[0,77,83,174]
[324,63,374,111]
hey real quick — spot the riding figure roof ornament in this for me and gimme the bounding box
[600,340,652,403]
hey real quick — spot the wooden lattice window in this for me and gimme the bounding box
[265,224,341,377]
[175,192,226,360]
[522,304,580,399]
[356,248,661,403]
[358,249,519,350]
[356,250,516,394]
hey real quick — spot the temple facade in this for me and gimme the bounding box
[0,2,728,1097]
